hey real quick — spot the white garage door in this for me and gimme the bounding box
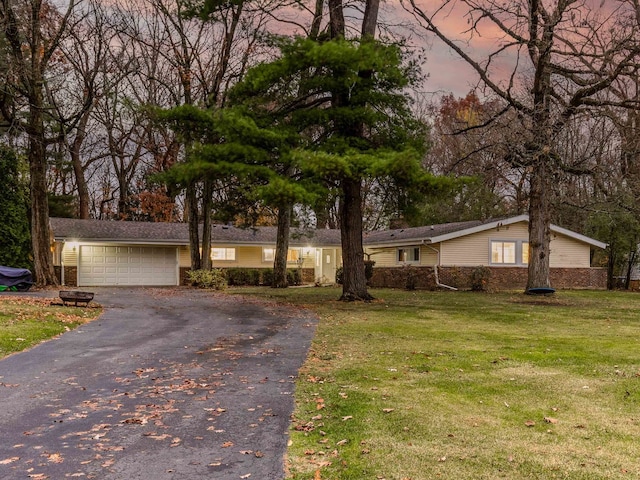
[78,245,178,286]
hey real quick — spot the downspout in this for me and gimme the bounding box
[60,241,65,286]
[425,243,457,291]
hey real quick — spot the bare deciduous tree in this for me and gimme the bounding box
[404,0,640,291]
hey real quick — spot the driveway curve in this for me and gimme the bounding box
[0,288,317,479]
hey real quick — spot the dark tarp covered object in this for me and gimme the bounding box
[0,266,33,292]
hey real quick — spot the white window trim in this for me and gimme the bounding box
[263,247,275,263]
[489,239,529,266]
[396,246,421,265]
[212,247,236,261]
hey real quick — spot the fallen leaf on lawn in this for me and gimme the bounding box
[544,417,558,424]
[0,457,20,465]
[342,416,353,421]
[438,456,447,462]
[524,420,536,427]
[336,439,348,446]
[314,470,322,480]
[382,408,394,413]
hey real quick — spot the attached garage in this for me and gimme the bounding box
[78,245,178,287]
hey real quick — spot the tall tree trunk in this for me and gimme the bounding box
[526,159,551,290]
[273,203,292,288]
[29,106,57,285]
[328,0,345,38]
[70,115,91,219]
[334,0,379,301]
[186,182,201,270]
[339,177,372,300]
[361,0,380,38]
[201,179,213,270]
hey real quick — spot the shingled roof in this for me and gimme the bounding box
[50,215,607,250]
[49,217,342,247]
[363,219,485,245]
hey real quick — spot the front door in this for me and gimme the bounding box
[321,248,337,284]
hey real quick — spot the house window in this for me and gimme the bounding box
[397,247,420,264]
[490,240,528,265]
[263,248,301,263]
[212,248,236,261]
[263,248,275,262]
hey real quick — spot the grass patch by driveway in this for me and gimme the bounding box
[233,287,640,480]
[0,295,101,359]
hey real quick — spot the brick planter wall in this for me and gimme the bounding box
[55,266,77,287]
[369,266,607,291]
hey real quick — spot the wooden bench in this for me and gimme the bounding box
[59,290,94,307]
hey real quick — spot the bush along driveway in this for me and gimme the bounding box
[0,288,317,480]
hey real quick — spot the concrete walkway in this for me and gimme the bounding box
[0,288,317,479]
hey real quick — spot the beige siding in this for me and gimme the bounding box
[440,222,529,266]
[61,243,78,267]
[365,245,438,267]
[549,233,591,268]
[179,246,190,267]
[439,221,592,268]
[180,245,317,270]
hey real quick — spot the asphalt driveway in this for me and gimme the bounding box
[0,288,317,479]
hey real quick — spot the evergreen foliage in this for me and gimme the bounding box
[0,146,31,269]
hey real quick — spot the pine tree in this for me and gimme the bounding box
[0,146,32,269]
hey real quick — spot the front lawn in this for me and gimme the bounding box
[235,287,640,480]
[0,295,101,358]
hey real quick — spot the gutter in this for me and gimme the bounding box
[424,243,458,291]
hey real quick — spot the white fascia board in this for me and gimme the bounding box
[550,225,608,249]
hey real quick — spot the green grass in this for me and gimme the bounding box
[231,287,640,480]
[0,295,101,358]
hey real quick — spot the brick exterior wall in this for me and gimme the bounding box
[369,266,606,291]
[55,266,78,287]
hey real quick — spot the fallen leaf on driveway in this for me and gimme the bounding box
[45,452,64,463]
[0,456,19,465]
